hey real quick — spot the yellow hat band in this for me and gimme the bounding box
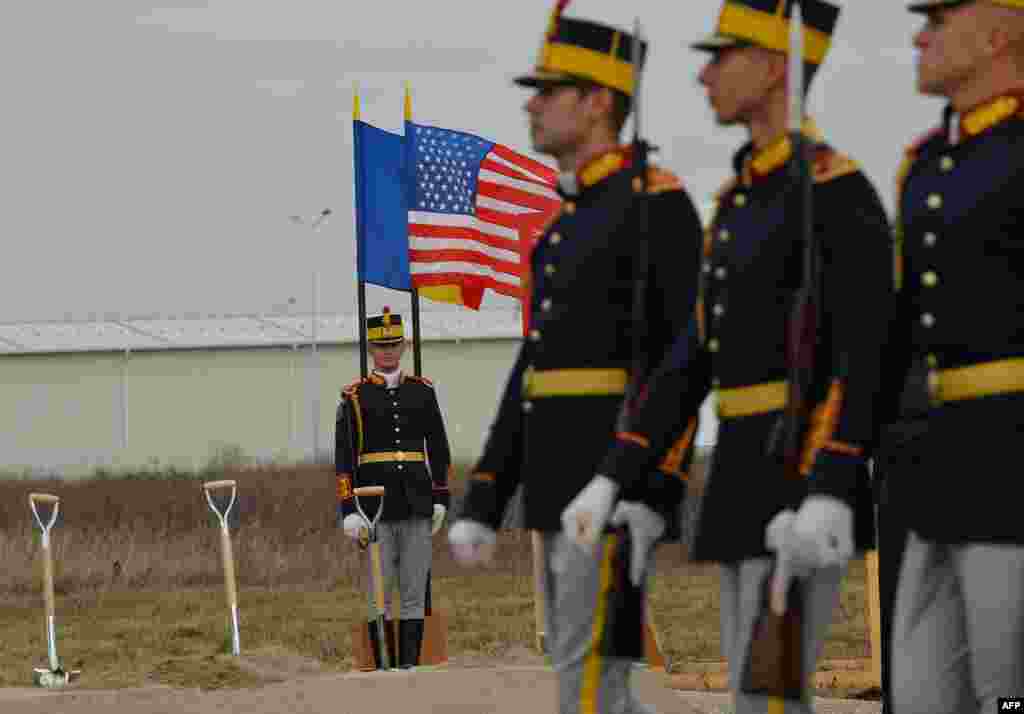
[538,41,636,95]
[717,2,831,65]
[367,326,404,341]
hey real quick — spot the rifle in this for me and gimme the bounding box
[615,17,654,434]
[602,18,656,664]
[742,1,817,701]
[765,0,821,482]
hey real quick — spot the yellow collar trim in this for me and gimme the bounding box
[578,148,627,189]
[745,118,823,181]
[960,95,1021,140]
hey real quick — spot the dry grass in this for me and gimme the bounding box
[0,464,872,691]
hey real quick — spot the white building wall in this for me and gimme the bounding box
[1,338,718,478]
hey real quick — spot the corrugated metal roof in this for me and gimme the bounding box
[0,309,524,355]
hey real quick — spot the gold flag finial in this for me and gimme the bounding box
[353,82,361,120]
[404,81,412,122]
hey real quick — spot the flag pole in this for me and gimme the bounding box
[404,80,432,623]
[354,83,369,378]
[405,82,424,379]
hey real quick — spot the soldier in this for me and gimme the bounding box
[565,1,894,712]
[336,307,451,670]
[884,1,1024,711]
[447,2,705,712]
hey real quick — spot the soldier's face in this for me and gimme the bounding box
[913,4,994,98]
[698,46,780,126]
[524,83,592,157]
[369,341,405,371]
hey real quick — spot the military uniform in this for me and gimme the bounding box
[883,79,1024,711]
[336,309,451,670]
[455,7,704,712]
[595,3,893,711]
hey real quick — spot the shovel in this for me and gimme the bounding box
[204,480,241,656]
[29,493,81,688]
[354,486,391,671]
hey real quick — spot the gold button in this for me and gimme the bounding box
[940,156,954,172]
[922,271,938,287]
[734,194,746,207]
[718,229,731,242]
[714,266,727,279]
[712,304,725,317]
[564,202,576,215]
[926,354,938,368]
[708,338,720,352]
[522,401,533,413]
[702,262,712,274]
[529,329,541,342]
[927,194,942,209]
[549,232,562,245]
[541,298,552,312]
[923,232,937,247]
[921,313,935,328]
[544,264,556,276]
[396,451,405,460]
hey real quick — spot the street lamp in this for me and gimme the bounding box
[288,208,332,463]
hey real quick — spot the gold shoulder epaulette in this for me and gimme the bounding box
[811,146,860,184]
[645,165,683,195]
[406,375,434,387]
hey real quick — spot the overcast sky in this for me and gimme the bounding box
[1,1,942,325]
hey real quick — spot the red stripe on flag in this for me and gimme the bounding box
[408,223,519,252]
[480,158,557,188]
[408,249,522,276]
[491,144,558,183]
[478,181,560,211]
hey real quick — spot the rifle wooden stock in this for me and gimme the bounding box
[743,6,820,695]
[739,561,805,699]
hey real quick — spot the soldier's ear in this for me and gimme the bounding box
[581,85,616,126]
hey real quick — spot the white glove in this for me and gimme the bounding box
[609,501,665,587]
[792,495,854,568]
[342,513,367,541]
[431,504,447,535]
[561,475,620,551]
[766,496,854,616]
[447,519,497,567]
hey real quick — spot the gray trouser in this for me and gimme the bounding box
[542,531,655,714]
[720,557,845,714]
[891,531,1024,714]
[366,517,432,621]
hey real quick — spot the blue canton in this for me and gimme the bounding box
[408,123,494,215]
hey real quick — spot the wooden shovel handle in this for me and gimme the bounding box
[203,480,237,491]
[353,486,385,498]
[29,493,59,505]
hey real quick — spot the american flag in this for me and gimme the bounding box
[406,122,561,311]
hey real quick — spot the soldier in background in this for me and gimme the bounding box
[336,307,451,670]
[566,1,894,711]
[885,1,1024,710]
[448,2,705,712]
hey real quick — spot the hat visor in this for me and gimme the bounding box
[513,70,582,88]
[690,33,749,53]
[906,0,968,13]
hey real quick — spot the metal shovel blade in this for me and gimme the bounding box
[33,667,81,688]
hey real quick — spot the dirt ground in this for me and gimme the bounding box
[0,652,881,714]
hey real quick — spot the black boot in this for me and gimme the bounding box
[384,619,398,670]
[366,621,382,670]
[399,619,425,669]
